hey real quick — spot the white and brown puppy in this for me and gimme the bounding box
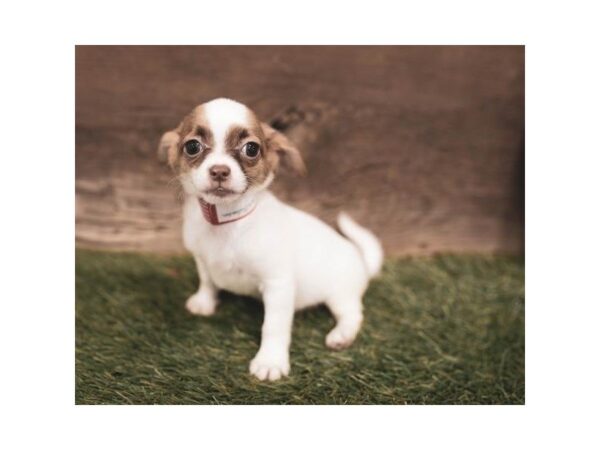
[159,98,383,381]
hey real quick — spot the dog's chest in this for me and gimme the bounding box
[184,215,262,297]
[203,244,261,297]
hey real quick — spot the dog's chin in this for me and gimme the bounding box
[200,187,243,205]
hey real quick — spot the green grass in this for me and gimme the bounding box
[76,249,524,404]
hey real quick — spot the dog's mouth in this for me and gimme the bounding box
[204,186,238,198]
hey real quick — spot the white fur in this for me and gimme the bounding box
[178,99,383,381]
[203,98,250,147]
[191,150,248,200]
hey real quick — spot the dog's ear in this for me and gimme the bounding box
[158,129,181,169]
[261,123,306,176]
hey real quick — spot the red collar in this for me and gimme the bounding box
[199,197,257,225]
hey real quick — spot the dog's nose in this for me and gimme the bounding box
[209,165,231,182]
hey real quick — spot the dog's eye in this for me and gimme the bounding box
[242,142,260,159]
[183,139,202,156]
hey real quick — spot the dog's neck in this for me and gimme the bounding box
[198,193,259,226]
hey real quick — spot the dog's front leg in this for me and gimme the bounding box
[250,279,294,381]
[185,255,218,316]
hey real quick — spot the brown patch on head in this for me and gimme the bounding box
[158,105,215,171]
[224,126,250,149]
[222,121,274,188]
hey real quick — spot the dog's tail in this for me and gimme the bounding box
[337,212,384,279]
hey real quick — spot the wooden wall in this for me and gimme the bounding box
[76,46,524,255]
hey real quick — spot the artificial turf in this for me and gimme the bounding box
[75,249,524,404]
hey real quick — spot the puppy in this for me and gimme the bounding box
[159,98,383,381]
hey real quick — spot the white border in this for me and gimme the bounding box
[2,0,599,449]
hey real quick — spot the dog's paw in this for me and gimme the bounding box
[325,327,356,350]
[249,350,290,381]
[185,291,218,316]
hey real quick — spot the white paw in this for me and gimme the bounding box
[325,327,356,350]
[249,350,290,381]
[185,291,218,316]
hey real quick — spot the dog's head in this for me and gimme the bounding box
[159,98,305,204]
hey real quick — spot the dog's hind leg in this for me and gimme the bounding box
[325,295,364,350]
